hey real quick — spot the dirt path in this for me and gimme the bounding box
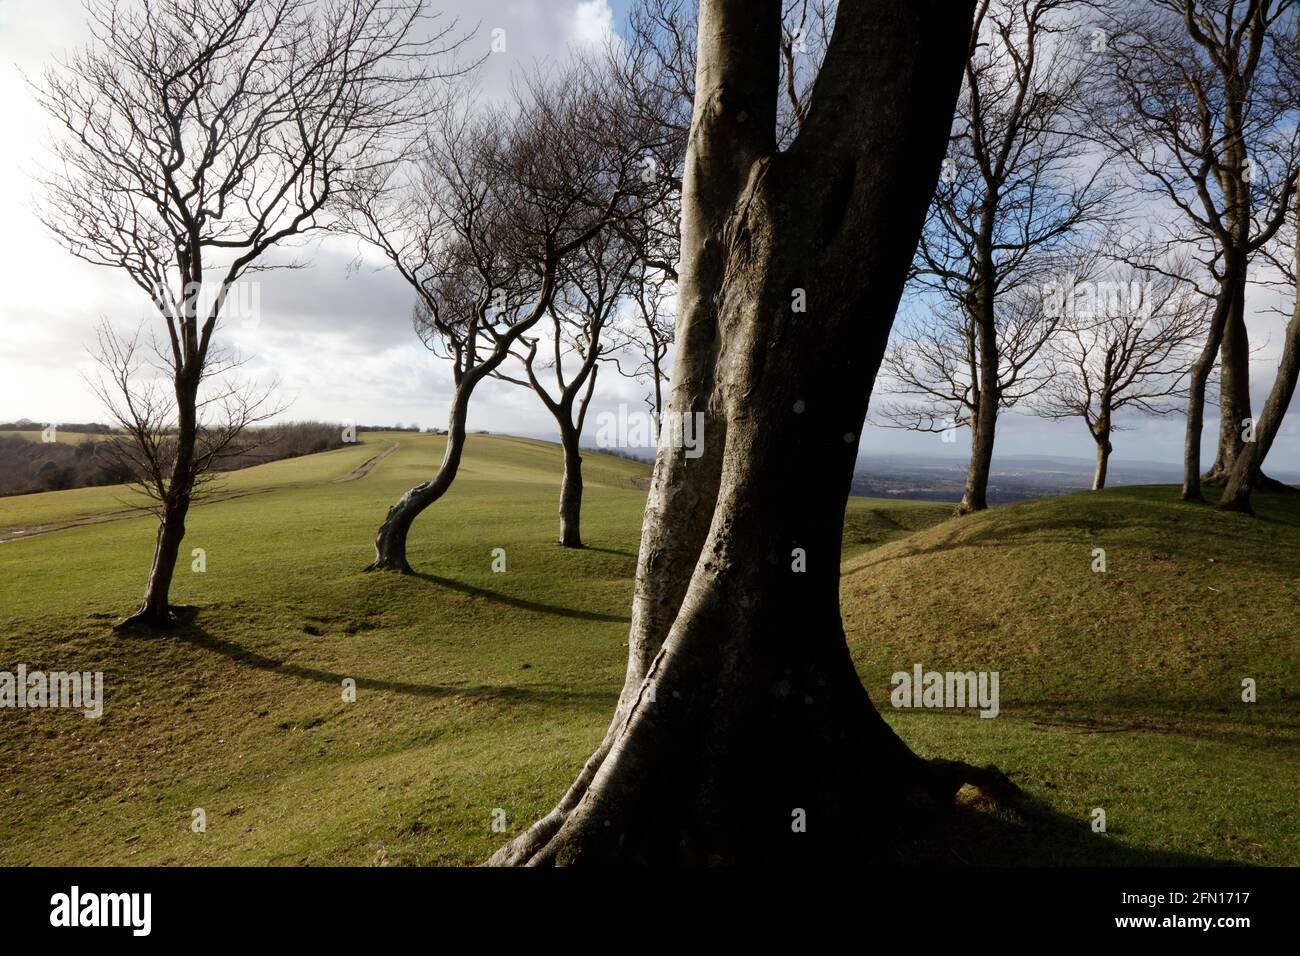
[334,439,400,482]
[0,488,275,544]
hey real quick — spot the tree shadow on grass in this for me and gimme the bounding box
[413,572,632,623]
[899,794,1242,866]
[583,545,638,559]
[169,616,616,709]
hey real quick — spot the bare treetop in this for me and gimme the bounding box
[1099,0,1300,277]
[32,0,461,348]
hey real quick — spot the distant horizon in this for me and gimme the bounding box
[10,416,1298,481]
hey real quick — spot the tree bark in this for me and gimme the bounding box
[557,422,584,548]
[366,385,472,573]
[1220,249,1300,514]
[955,206,999,517]
[957,396,996,514]
[1092,428,1111,491]
[489,0,996,866]
[117,379,198,629]
[1182,280,1236,502]
[1206,272,1251,483]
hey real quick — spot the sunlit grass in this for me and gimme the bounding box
[0,435,1295,864]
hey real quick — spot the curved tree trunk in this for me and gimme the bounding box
[119,497,189,628]
[489,0,996,866]
[365,387,471,573]
[1182,283,1235,502]
[1220,258,1300,513]
[557,423,584,548]
[117,380,198,630]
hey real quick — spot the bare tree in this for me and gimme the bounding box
[494,231,638,548]
[610,259,676,422]
[908,0,1116,515]
[1096,0,1300,499]
[31,0,446,627]
[878,283,1068,465]
[345,64,657,573]
[1034,257,1212,489]
[88,318,283,511]
[490,0,1006,867]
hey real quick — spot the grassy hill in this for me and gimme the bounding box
[0,434,1295,865]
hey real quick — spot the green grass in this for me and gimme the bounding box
[0,435,1295,865]
[843,486,1300,865]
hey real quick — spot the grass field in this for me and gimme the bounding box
[0,430,112,445]
[0,433,1295,865]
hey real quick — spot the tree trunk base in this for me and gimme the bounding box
[363,554,414,574]
[489,747,1023,866]
[112,603,194,632]
[1216,493,1254,515]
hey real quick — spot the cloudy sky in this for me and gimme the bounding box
[1,0,1297,470]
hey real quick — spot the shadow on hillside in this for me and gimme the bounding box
[414,572,632,623]
[169,619,616,708]
[871,695,1300,745]
[901,795,1241,866]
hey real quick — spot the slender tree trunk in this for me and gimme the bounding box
[490,0,1004,866]
[118,381,197,629]
[956,291,998,515]
[126,496,189,625]
[1182,282,1235,501]
[557,422,584,548]
[1207,272,1251,482]
[958,403,996,514]
[1092,428,1111,491]
[366,385,472,573]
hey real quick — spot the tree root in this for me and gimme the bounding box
[112,604,194,633]
[921,757,1025,810]
[363,556,414,574]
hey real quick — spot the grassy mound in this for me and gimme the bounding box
[843,486,1300,864]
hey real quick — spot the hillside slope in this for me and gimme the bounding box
[0,436,1295,865]
[843,486,1300,864]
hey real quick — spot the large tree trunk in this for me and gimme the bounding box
[365,386,472,573]
[557,422,584,548]
[489,0,1003,866]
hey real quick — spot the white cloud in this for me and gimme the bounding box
[572,0,615,47]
